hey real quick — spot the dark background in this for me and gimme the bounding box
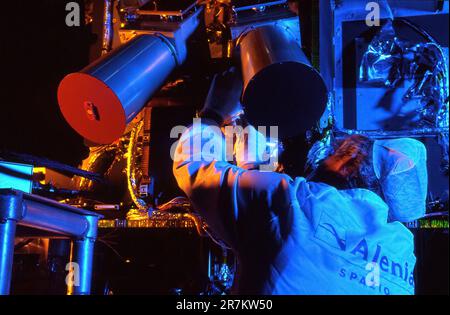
[1,0,91,166]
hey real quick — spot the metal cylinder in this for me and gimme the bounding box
[68,238,96,295]
[0,219,16,295]
[58,34,178,144]
[0,190,23,295]
[21,199,89,236]
[239,24,328,139]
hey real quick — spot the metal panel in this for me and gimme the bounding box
[0,162,33,193]
[322,0,449,130]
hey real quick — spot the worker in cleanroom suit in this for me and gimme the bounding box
[172,70,427,295]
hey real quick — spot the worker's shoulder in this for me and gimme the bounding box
[296,180,385,223]
[298,180,413,237]
[237,170,297,209]
[298,179,386,208]
[239,169,295,191]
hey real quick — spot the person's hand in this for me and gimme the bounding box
[322,135,370,178]
[202,67,244,125]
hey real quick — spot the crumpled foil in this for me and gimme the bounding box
[359,21,449,128]
[359,19,449,171]
[359,20,406,87]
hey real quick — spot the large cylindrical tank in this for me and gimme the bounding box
[239,24,328,139]
[57,34,178,144]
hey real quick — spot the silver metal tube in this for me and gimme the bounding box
[0,190,23,295]
[68,238,96,295]
[0,219,16,295]
[21,199,89,237]
[0,190,101,295]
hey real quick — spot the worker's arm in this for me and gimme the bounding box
[172,120,293,250]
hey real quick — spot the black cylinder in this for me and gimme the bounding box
[239,24,328,139]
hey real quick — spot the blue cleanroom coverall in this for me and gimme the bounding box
[173,121,426,295]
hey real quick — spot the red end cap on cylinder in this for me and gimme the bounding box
[57,73,127,144]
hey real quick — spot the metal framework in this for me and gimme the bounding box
[0,189,102,295]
